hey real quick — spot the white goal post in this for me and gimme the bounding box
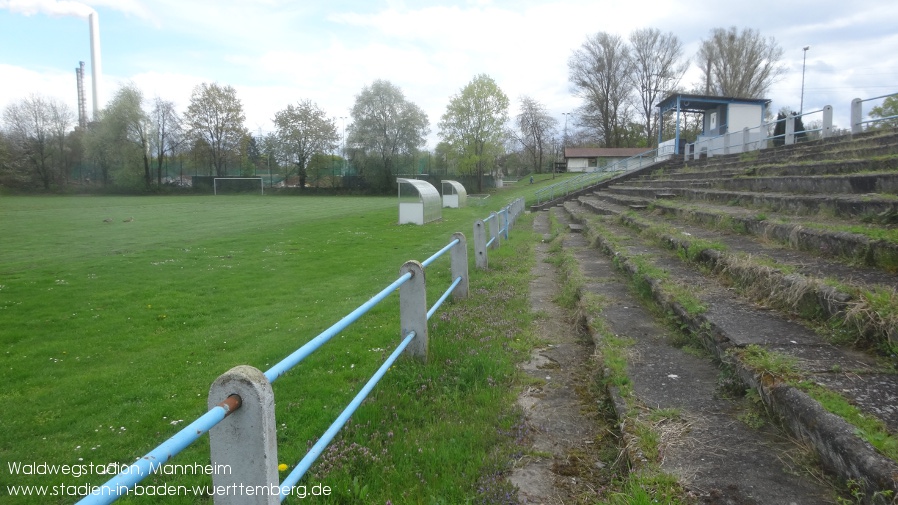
[213,177,264,195]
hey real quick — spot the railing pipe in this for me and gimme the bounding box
[264,272,412,382]
[428,276,463,320]
[488,212,499,250]
[421,238,460,268]
[76,396,242,505]
[278,331,416,498]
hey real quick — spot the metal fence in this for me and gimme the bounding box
[851,92,898,133]
[472,198,526,270]
[685,92,897,160]
[535,92,897,209]
[74,201,526,504]
[533,150,659,205]
[685,106,834,159]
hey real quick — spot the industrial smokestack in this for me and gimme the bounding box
[3,1,102,118]
[76,61,87,127]
[88,11,101,120]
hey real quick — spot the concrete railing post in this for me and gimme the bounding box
[489,212,500,250]
[742,127,751,152]
[208,366,279,505]
[822,105,833,138]
[851,98,863,134]
[400,260,427,361]
[501,208,510,240]
[450,232,469,299]
[473,219,488,270]
[786,115,795,145]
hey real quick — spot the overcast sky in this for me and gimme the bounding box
[1,0,897,147]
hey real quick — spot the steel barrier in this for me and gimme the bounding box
[76,220,503,504]
[472,198,526,270]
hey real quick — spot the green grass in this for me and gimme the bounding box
[0,193,537,504]
[733,345,898,462]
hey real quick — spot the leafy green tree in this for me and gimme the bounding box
[81,84,150,189]
[273,100,338,189]
[772,108,806,146]
[438,74,510,192]
[870,95,898,129]
[347,80,429,191]
[306,153,343,188]
[184,83,248,177]
[112,84,152,188]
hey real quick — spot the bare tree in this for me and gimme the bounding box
[184,83,248,177]
[629,28,687,147]
[696,27,786,98]
[569,32,633,147]
[2,95,73,189]
[150,97,181,186]
[513,96,558,174]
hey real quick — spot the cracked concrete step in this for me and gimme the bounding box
[628,171,898,195]
[560,202,898,499]
[640,158,898,183]
[589,194,898,272]
[576,194,898,293]
[549,207,835,503]
[604,185,898,218]
[512,211,601,503]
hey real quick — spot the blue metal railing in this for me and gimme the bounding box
[77,232,470,504]
[280,330,416,493]
[480,205,514,248]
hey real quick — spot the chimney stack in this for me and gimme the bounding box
[89,11,101,120]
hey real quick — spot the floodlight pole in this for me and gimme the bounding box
[800,46,810,114]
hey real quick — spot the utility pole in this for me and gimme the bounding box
[800,46,810,114]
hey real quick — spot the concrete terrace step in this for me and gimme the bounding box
[605,185,898,218]
[543,209,836,503]
[627,171,898,195]
[641,157,898,184]
[637,168,750,182]
[576,197,898,359]
[629,198,898,270]
[559,202,898,500]
[579,197,898,296]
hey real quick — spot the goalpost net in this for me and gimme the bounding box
[213,177,264,195]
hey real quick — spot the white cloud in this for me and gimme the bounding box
[1,0,94,18]
[2,0,897,147]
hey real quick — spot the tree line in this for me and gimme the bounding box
[4,25,890,193]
